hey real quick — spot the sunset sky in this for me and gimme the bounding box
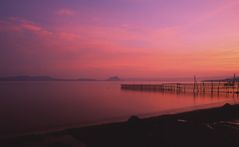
[1,0,239,79]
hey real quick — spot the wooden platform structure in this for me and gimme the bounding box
[121,75,239,95]
[121,82,238,94]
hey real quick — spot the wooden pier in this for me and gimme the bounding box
[121,82,239,95]
[121,75,239,96]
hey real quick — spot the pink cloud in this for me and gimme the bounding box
[1,14,239,78]
[56,8,75,16]
[58,32,80,41]
[0,17,52,36]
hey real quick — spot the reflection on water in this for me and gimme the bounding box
[0,81,237,138]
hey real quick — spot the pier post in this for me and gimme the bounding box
[228,84,230,94]
[217,81,220,94]
[211,80,213,94]
[193,76,199,93]
[237,80,239,95]
[233,73,236,94]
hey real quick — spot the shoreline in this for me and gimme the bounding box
[1,102,239,147]
[0,100,232,140]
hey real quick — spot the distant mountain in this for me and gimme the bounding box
[106,76,121,81]
[0,75,125,81]
[0,75,100,81]
[0,76,59,81]
[77,78,97,81]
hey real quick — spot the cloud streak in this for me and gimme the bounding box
[56,8,75,16]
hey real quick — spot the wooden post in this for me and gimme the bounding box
[193,76,198,93]
[227,83,229,93]
[217,81,220,94]
[233,73,236,93]
[237,79,239,95]
[211,80,213,94]
[193,76,195,93]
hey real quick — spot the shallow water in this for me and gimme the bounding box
[0,81,237,138]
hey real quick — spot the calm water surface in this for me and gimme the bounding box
[0,81,236,138]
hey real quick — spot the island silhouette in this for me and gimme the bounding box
[0,75,122,81]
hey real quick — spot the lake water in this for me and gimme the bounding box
[0,81,236,138]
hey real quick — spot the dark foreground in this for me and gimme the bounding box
[1,103,239,147]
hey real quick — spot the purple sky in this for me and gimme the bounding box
[1,0,239,79]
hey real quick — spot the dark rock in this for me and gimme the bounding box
[127,116,141,124]
[222,103,232,109]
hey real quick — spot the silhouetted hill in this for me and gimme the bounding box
[77,78,97,81]
[0,76,100,81]
[106,76,121,81]
[0,76,60,81]
[0,76,61,81]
